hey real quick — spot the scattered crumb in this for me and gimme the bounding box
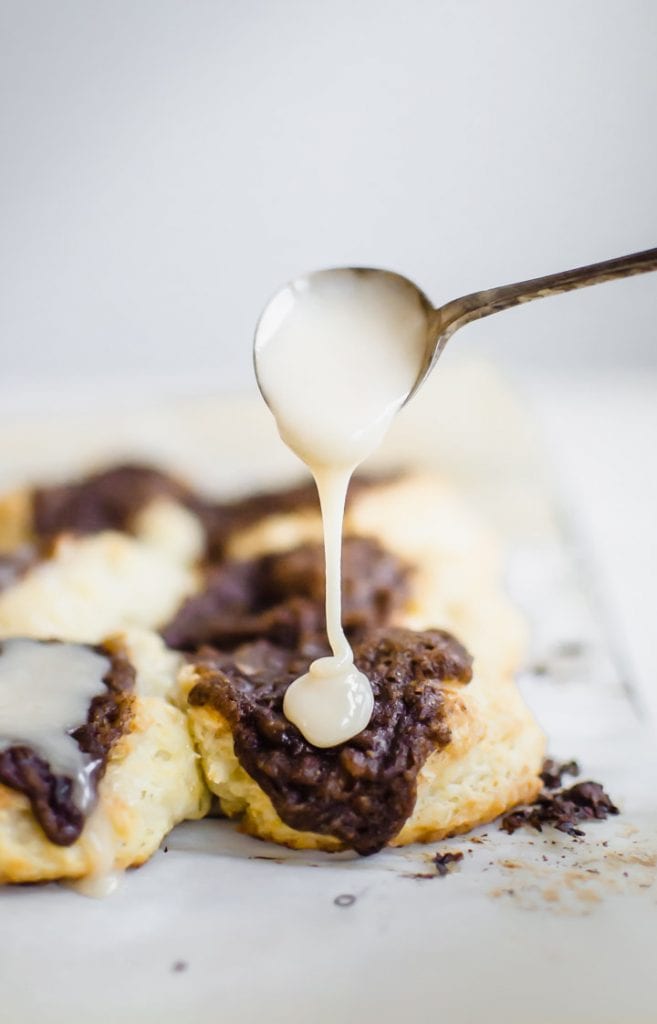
[171,961,188,973]
[501,759,618,838]
[540,758,580,790]
[434,851,464,877]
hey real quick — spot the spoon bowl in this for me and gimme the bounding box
[253,266,435,413]
[255,247,657,404]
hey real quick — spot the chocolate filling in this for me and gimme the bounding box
[163,536,411,653]
[31,462,391,563]
[32,463,192,540]
[0,643,135,846]
[188,627,473,855]
[194,472,386,561]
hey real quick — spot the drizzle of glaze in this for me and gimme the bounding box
[0,638,124,895]
[255,269,427,746]
[0,639,110,812]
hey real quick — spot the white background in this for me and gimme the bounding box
[1,0,656,396]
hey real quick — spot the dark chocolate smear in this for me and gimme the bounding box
[0,642,135,846]
[163,536,411,653]
[188,627,472,855]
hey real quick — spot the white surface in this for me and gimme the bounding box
[1,0,656,391]
[0,364,655,1023]
[527,371,657,725]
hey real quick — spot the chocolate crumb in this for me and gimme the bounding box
[171,960,188,973]
[501,760,619,839]
[334,894,356,908]
[433,851,464,877]
[540,758,580,790]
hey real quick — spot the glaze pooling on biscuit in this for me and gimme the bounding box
[163,536,410,653]
[188,627,472,855]
[0,641,135,846]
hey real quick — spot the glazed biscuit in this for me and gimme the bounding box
[0,628,209,885]
[180,630,543,854]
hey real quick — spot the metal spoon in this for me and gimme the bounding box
[255,247,657,401]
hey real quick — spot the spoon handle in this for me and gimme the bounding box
[434,246,657,341]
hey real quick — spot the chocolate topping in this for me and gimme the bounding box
[32,463,192,540]
[163,536,411,653]
[30,461,391,563]
[0,643,135,846]
[195,472,391,561]
[188,627,473,855]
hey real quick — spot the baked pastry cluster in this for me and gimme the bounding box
[0,462,544,879]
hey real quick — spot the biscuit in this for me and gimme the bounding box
[0,532,197,645]
[180,631,543,854]
[0,628,209,885]
[178,472,544,853]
